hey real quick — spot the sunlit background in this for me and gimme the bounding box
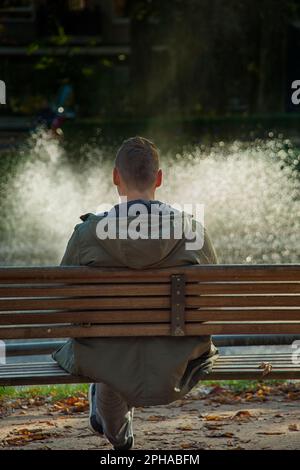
[0,0,300,266]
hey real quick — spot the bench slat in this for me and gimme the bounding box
[0,284,170,297]
[0,265,299,283]
[0,296,171,310]
[1,308,300,325]
[1,354,297,368]
[0,295,299,311]
[188,283,300,295]
[1,354,300,386]
[2,321,300,339]
[0,282,300,298]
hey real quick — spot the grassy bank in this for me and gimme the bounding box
[0,384,89,401]
[0,380,286,402]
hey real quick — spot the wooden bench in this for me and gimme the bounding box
[0,265,300,386]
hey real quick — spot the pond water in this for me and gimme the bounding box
[0,128,299,266]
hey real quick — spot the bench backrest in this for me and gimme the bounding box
[0,265,300,340]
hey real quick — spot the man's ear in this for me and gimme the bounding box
[113,167,120,186]
[155,169,163,188]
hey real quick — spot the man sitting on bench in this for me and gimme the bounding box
[53,137,219,450]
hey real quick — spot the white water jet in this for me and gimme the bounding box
[1,131,299,266]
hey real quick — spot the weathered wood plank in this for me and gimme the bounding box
[1,282,300,298]
[0,284,170,297]
[1,321,300,339]
[1,308,300,325]
[0,294,299,311]
[0,265,299,284]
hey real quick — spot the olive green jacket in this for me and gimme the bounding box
[53,201,219,406]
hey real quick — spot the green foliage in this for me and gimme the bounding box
[51,26,70,46]
[0,384,89,401]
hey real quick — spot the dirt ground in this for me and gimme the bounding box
[1,383,300,450]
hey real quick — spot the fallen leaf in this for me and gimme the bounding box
[287,392,300,400]
[147,415,167,422]
[231,410,253,421]
[258,362,273,376]
[202,414,227,421]
[4,427,60,447]
[181,443,190,449]
[288,424,299,432]
[50,395,89,414]
[177,425,194,431]
[204,423,224,430]
[206,431,235,438]
[257,431,285,435]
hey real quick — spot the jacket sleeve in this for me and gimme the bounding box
[60,226,81,266]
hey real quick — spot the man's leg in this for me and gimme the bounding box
[94,383,134,449]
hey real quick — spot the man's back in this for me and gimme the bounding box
[54,199,218,406]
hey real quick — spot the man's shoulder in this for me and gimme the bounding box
[73,211,110,239]
[80,212,94,222]
[79,211,108,222]
[72,213,96,236]
[75,211,108,226]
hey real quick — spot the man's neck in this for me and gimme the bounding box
[120,191,156,203]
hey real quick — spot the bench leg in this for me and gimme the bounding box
[94,383,134,449]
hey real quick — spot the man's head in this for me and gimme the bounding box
[113,136,162,200]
